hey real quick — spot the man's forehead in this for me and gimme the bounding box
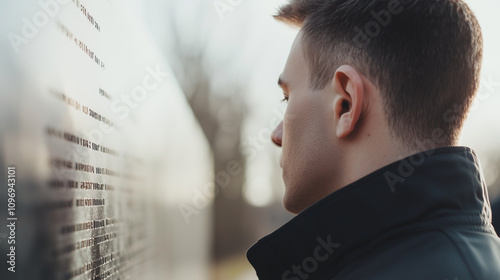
[281,31,308,88]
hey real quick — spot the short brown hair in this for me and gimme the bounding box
[275,0,483,149]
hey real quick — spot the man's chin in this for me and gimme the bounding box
[282,193,308,215]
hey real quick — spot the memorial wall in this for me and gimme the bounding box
[0,1,213,279]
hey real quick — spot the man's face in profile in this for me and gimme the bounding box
[272,32,345,214]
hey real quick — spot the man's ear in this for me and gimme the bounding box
[332,65,365,139]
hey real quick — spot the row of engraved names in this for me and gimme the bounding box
[59,217,146,235]
[57,21,105,69]
[47,179,140,197]
[64,246,148,280]
[47,127,118,156]
[72,0,101,32]
[50,158,145,182]
[51,158,119,177]
[50,88,114,128]
[53,228,148,258]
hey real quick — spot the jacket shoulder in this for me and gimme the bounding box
[439,228,500,279]
[333,229,500,280]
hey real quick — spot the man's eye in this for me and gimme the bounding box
[282,96,289,102]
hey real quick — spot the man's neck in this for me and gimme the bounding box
[337,113,410,194]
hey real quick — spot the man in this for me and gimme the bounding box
[246,0,500,279]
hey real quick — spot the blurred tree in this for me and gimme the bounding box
[164,0,255,266]
[486,154,500,201]
[487,154,500,236]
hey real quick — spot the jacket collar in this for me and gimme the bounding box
[247,147,495,280]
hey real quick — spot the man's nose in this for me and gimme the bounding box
[271,121,283,147]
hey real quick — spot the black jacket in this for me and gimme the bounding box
[247,147,500,280]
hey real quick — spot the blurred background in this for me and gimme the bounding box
[142,0,500,278]
[0,0,499,280]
